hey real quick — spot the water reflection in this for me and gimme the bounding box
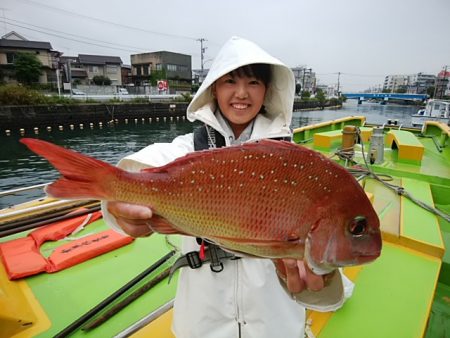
[0,101,419,208]
[292,100,418,128]
[0,121,196,208]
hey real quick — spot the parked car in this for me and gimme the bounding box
[118,88,129,95]
[72,89,86,95]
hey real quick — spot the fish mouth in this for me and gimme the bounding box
[356,253,380,263]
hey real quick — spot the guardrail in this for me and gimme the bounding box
[62,94,183,102]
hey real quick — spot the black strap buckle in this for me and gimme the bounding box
[169,244,240,282]
[208,245,224,273]
[185,251,203,269]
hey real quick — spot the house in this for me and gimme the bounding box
[121,64,132,86]
[130,51,191,93]
[0,31,61,85]
[60,54,123,86]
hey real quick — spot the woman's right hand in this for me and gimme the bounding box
[107,201,154,237]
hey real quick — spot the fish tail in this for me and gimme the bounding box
[21,138,119,200]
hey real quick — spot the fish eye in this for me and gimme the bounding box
[349,216,367,237]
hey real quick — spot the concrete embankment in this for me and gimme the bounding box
[0,100,340,133]
[0,102,189,131]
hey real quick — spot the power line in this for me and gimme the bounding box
[2,17,149,52]
[0,20,143,53]
[15,0,199,41]
[340,72,385,78]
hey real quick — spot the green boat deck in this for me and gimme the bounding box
[320,243,440,338]
[294,117,450,338]
[1,116,449,337]
[0,219,180,337]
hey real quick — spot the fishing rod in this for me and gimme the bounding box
[54,250,176,338]
[0,199,96,225]
[0,200,99,227]
[0,205,101,237]
[0,182,49,197]
[82,266,172,331]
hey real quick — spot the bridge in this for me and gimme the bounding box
[343,92,428,104]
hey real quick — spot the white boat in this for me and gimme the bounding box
[411,99,450,127]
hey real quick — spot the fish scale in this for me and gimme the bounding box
[20,138,382,271]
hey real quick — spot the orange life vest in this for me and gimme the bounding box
[0,209,134,280]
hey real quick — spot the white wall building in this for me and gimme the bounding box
[383,75,408,92]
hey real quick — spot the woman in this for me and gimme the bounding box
[103,36,348,338]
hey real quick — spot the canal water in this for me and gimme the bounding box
[0,100,420,208]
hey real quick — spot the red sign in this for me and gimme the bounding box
[157,80,168,91]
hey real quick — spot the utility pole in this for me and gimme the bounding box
[301,68,312,93]
[197,38,207,77]
[337,72,341,96]
[302,67,306,92]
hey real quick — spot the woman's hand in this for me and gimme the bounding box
[274,259,333,293]
[107,201,154,237]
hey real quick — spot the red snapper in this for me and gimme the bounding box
[21,138,382,274]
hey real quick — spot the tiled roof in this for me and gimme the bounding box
[78,54,122,65]
[0,39,53,50]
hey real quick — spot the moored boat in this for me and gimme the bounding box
[411,99,450,127]
[1,115,449,337]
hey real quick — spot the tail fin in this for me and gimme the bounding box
[21,138,119,200]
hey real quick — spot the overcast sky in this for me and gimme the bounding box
[1,0,449,92]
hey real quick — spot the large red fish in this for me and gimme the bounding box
[21,138,381,274]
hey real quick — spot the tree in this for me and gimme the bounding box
[14,52,43,85]
[315,88,326,107]
[301,90,311,99]
[149,69,167,86]
[92,75,111,85]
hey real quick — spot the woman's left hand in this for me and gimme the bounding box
[274,259,332,293]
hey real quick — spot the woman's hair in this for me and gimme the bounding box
[229,63,272,87]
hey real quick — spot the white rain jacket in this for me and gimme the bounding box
[102,36,351,338]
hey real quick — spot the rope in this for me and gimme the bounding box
[333,128,450,223]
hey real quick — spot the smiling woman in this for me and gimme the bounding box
[100,36,352,338]
[211,64,270,138]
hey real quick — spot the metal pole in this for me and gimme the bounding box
[56,68,61,97]
[197,38,207,80]
[302,68,306,93]
[337,72,341,96]
[68,60,73,96]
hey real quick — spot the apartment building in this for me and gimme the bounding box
[406,73,436,94]
[383,75,408,92]
[291,67,316,94]
[434,69,450,98]
[131,51,192,93]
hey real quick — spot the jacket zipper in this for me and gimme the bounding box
[234,259,244,337]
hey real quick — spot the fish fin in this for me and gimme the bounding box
[21,138,119,200]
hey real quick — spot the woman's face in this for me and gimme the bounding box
[213,72,267,138]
